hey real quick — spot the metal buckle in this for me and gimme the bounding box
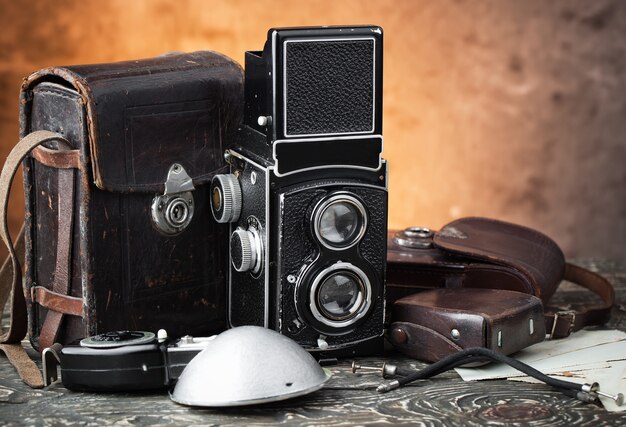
[42,343,63,386]
[549,310,576,339]
[151,163,195,235]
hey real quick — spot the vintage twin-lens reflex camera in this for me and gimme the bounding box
[210,26,388,356]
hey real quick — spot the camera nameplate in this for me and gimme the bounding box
[272,135,383,177]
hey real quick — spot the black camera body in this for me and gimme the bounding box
[211,26,387,356]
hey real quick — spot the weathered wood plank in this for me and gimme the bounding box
[1,259,625,426]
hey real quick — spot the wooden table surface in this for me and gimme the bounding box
[1,259,625,426]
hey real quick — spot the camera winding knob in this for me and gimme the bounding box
[210,174,242,223]
[230,227,263,274]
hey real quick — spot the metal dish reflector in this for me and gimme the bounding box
[170,326,331,407]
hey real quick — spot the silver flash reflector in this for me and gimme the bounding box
[171,326,331,407]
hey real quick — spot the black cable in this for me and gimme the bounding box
[383,347,585,393]
[393,366,415,377]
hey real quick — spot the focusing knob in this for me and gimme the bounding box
[230,227,263,274]
[210,174,242,223]
[231,229,254,272]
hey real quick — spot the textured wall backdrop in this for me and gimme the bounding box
[0,0,624,260]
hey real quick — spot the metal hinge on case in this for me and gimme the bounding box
[151,163,195,235]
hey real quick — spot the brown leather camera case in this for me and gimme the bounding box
[18,52,243,351]
[389,288,545,362]
[386,217,615,351]
[387,218,566,304]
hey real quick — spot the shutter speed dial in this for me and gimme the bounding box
[230,222,263,274]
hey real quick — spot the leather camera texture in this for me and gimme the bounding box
[284,40,374,136]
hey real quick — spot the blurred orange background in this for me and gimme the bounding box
[0,0,624,260]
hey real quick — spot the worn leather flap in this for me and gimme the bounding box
[433,217,565,304]
[386,229,536,304]
[21,51,243,193]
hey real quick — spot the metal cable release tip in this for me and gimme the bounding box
[377,380,400,393]
[583,382,624,406]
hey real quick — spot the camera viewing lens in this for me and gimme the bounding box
[314,194,367,249]
[320,203,358,243]
[317,272,364,321]
[308,262,372,329]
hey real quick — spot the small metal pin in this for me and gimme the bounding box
[317,336,329,350]
[257,115,272,126]
[350,361,398,377]
[157,329,168,343]
[351,361,382,374]
[223,150,232,164]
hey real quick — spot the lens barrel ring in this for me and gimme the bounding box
[312,193,368,250]
[305,261,373,331]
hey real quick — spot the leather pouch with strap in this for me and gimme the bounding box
[389,288,546,362]
[386,217,615,341]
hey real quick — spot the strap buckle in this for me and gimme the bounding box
[42,343,63,386]
[549,310,577,339]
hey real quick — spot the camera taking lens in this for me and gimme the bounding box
[310,263,371,328]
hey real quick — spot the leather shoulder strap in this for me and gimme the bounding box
[545,262,615,339]
[0,130,71,388]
